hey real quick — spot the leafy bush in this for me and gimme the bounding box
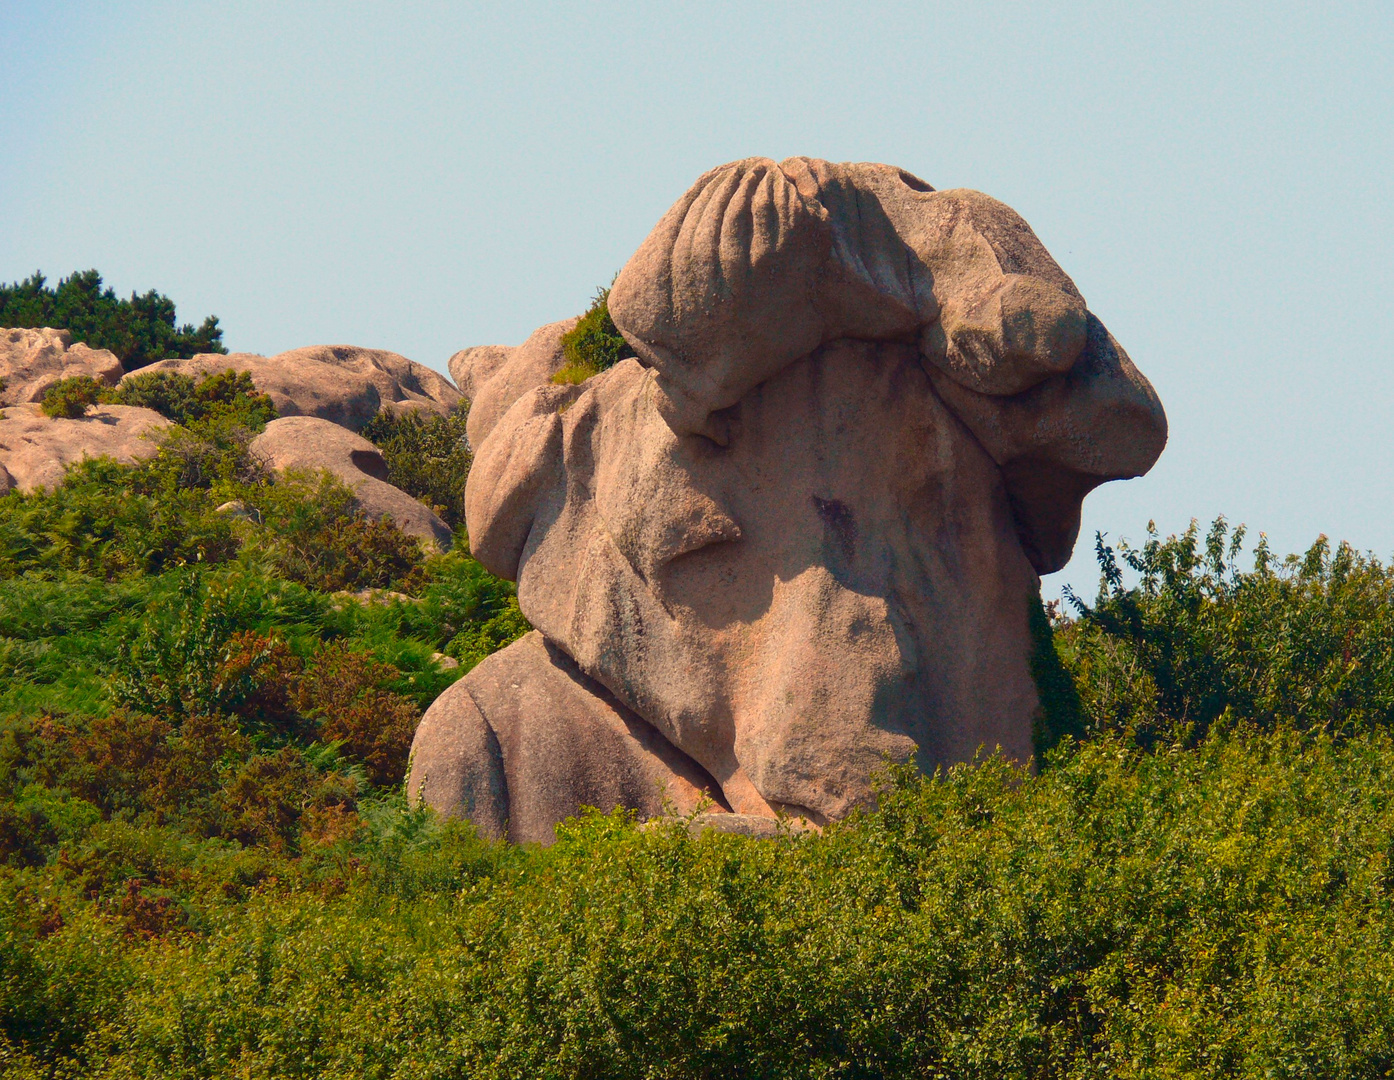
[295,642,420,786]
[552,285,636,385]
[359,406,471,528]
[243,470,428,594]
[4,729,1394,1076]
[0,270,225,370]
[0,457,240,579]
[1059,518,1394,747]
[382,544,532,668]
[38,375,104,419]
[107,369,276,430]
[445,594,530,671]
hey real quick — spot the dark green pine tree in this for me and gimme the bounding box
[0,269,227,370]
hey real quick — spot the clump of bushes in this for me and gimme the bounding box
[359,406,472,528]
[1,269,225,369]
[107,369,276,430]
[38,375,104,418]
[4,729,1394,1077]
[242,469,428,595]
[552,285,636,385]
[1057,517,1394,748]
[40,369,277,429]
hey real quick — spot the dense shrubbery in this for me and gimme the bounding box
[38,375,103,419]
[359,406,472,528]
[0,270,225,369]
[107,369,277,429]
[4,340,1394,1076]
[1057,518,1394,748]
[552,285,636,385]
[3,730,1393,1077]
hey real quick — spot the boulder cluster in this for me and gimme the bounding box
[0,328,460,546]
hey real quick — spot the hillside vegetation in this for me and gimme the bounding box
[4,320,1394,1075]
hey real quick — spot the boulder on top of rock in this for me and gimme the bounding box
[411,157,1168,844]
[249,415,452,551]
[1,327,124,406]
[132,345,461,432]
[0,402,170,495]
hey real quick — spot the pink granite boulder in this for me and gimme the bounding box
[0,403,171,494]
[0,327,124,406]
[410,157,1167,841]
[408,631,724,843]
[131,345,461,432]
[249,416,453,550]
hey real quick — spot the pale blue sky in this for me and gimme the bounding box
[3,1,1390,599]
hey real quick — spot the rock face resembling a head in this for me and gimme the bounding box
[410,158,1167,843]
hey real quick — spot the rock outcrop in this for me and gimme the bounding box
[1,327,124,406]
[0,403,170,494]
[249,416,452,550]
[410,631,723,843]
[448,321,575,452]
[132,345,461,432]
[410,157,1168,842]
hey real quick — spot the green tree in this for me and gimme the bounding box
[0,270,226,370]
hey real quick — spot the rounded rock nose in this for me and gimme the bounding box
[930,275,1089,398]
[996,275,1088,376]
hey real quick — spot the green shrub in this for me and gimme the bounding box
[0,270,225,370]
[5,729,1394,1077]
[108,369,276,430]
[552,285,636,385]
[0,457,239,579]
[109,573,277,723]
[359,406,471,528]
[446,594,531,672]
[1059,518,1394,747]
[39,375,104,419]
[295,642,420,786]
[1028,591,1084,759]
[242,470,428,594]
[391,544,531,658]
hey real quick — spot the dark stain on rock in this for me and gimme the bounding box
[812,494,857,568]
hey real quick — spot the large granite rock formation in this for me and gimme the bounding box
[132,345,461,432]
[411,157,1167,843]
[249,416,453,550]
[0,403,171,494]
[1,327,124,406]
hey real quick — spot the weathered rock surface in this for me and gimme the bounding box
[449,320,576,452]
[0,327,124,406]
[412,157,1167,842]
[249,416,452,550]
[408,631,726,843]
[0,403,170,494]
[132,345,461,432]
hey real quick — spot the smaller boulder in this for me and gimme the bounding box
[685,813,811,839]
[0,327,124,406]
[450,320,577,450]
[0,403,171,495]
[249,416,452,550]
[131,346,462,432]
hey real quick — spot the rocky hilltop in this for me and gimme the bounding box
[1,159,1166,847]
[0,328,460,522]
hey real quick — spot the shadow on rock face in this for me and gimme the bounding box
[410,156,1167,842]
